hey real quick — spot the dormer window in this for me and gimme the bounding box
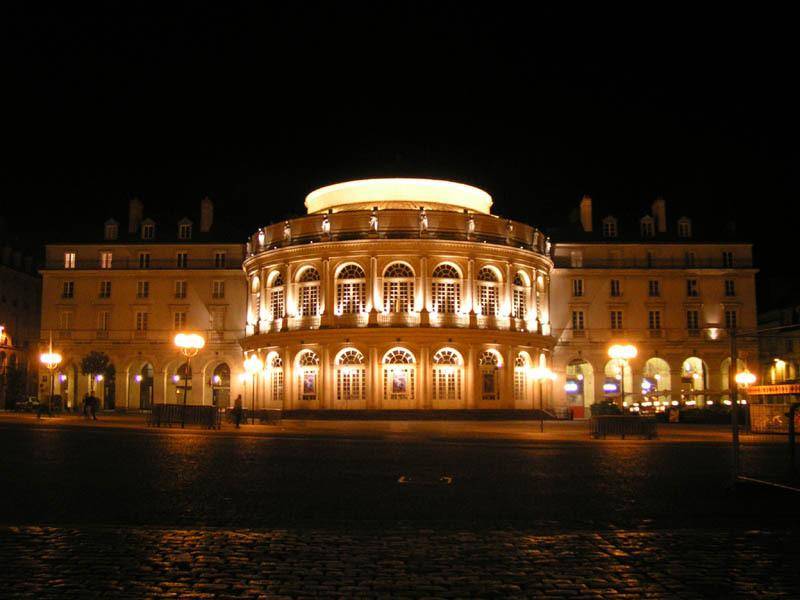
[178,219,193,240]
[104,220,119,240]
[677,217,692,238]
[602,216,618,238]
[141,220,155,240]
[640,216,655,238]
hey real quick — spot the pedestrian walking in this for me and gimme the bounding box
[89,393,98,420]
[233,394,243,429]
[82,393,90,418]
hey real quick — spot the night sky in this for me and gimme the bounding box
[2,5,797,309]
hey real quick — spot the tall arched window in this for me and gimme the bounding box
[296,350,320,401]
[432,348,462,402]
[268,271,285,320]
[297,267,321,317]
[211,363,231,407]
[383,348,416,402]
[335,348,366,406]
[513,352,531,403]
[431,264,461,314]
[479,350,501,400]
[336,264,366,314]
[383,263,415,313]
[270,354,284,405]
[512,272,529,319]
[477,267,501,317]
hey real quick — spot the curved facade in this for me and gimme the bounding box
[241,179,556,410]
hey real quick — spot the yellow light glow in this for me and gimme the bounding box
[40,352,62,368]
[735,369,756,387]
[244,354,263,374]
[304,178,493,215]
[174,333,206,351]
[608,344,637,360]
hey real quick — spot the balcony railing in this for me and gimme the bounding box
[554,257,753,269]
[44,258,238,271]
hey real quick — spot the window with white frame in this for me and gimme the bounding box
[335,349,366,404]
[59,310,72,330]
[513,354,528,402]
[725,309,738,330]
[648,279,660,297]
[382,348,415,402]
[610,279,621,297]
[678,217,692,238]
[141,223,155,240]
[178,222,192,240]
[431,348,462,402]
[62,281,74,298]
[297,350,320,401]
[176,252,188,268]
[640,216,655,237]
[270,355,284,404]
[298,267,321,317]
[602,216,618,238]
[100,251,113,269]
[97,310,110,331]
[104,221,118,240]
[136,281,149,298]
[479,350,501,400]
[135,311,148,331]
[511,272,528,319]
[210,307,225,332]
[610,310,623,330]
[382,263,415,313]
[569,250,583,267]
[685,251,696,267]
[686,279,699,297]
[477,267,500,316]
[212,280,225,299]
[269,271,285,319]
[173,311,187,330]
[572,310,585,331]
[99,280,112,298]
[431,264,461,314]
[572,278,584,297]
[336,264,367,314]
[64,252,76,269]
[138,252,151,269]
[722,251,734,268]
[724,279,736,297]
[214,251,227,268]
[175,280,187,299]
[648,310,662,330]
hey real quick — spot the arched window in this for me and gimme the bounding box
[268,271,285,320]
[641,216,655,238]
[270,354,284,404]
[432,348,462,402]
[297,267,321,317]
[431,264,461,314]
[477,267,500,317]
[479,350,501,400]
[336,264,366,314]
[602,216,618,238]
[383,263,415,313]
[512,272,529,319]
[677,217,692,238]
[513,352,531,403]
[211,363,230,407]
[296,350,320,401]
[250,275,261,321]
[335,348,366,405]
[382,348,416,402]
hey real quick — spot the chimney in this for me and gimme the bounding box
[200,196,214,233]
[652,197,667,233]
[128,197,144,234]
[579,195,593,232]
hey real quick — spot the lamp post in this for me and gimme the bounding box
[608,344,637,407]
[174,332,206,428]
[39,344,62,417]
[530,366,556,432]
[244,354,263,424]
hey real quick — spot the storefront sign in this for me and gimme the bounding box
[747,384,800,396]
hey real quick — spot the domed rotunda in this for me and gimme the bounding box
[241,178,555,411]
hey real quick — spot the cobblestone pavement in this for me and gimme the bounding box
[2,525,798,599]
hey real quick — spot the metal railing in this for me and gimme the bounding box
[44,258,239,270]
[554,257,752,269]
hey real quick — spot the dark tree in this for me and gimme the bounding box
[80,351,112,393]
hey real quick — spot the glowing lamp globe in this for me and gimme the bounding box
[608,344,637,360]
[735,370,756,387]
[40,352,62,369]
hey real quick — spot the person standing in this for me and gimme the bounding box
[233,394,243,429]
[82,392,90,419]
[88,392,98,421]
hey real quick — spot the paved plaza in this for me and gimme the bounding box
[1,414,798,597]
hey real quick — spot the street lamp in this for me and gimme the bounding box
[174,332,205,428]
[244,354,263,424]
[734,369,756,406]
[39,344,62,417]
[530,366,556,432]
[608,344,637,406]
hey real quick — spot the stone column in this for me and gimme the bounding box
[504,262,512,318]
[419,346,430,409]
[283,346,293,410]
[321,258,332,326]
[285,262,295,318]
[466,345,476,408]
[322,346,332,409]
[503,346,515,408]
[369,256,379,325]
[419,256,429,326]
[369,346,380,409]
